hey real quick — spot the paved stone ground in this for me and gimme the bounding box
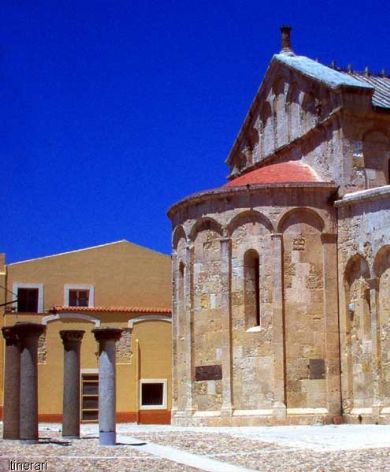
[0,423,389,471]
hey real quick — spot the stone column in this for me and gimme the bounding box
[184,244,194,415]
[367,277,381,417]
[60,330,85,438]
[321,233,342,418]
[14,322,46,443]
[220,236,233,415]
[171,251,178,417]
[271,233,286,419]
[1,326,20,439]
[92,328,122,446]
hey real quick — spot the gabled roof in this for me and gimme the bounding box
[225,161,321,187]
[275,53,390,109]
[274,54,373,90]
[342,71,390,109]
[9,239,168,265]
[227,49,389,169]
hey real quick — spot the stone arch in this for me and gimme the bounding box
[344,253,370,285]
[261,101,272,125]
[277,207,325,234]
[261,101,274,156]
[227,210,274,236]
[281,206,327,409]
[272,78,287,148]
[127,315,171,329]
[286,82,300,141]
[247,127,259,164]
[373,245,390,277]
[189,217,223,242]
[343,254,372,410]
[286,82,299,105]
[172,225,187,249]
[42,312,101,327]
[301,90,317,132]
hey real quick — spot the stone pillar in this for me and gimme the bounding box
[1,326,20,439]
[60,330,85,438]
[321,233,342,418]
[171,251,178,416]
[14,322,46,443]
[184,244,194,415]
[367,277,381,417]
[271,233,286,419]
[92,328,122,446]
[220,236,233,415]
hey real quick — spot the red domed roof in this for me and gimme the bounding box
[225,161,321,187]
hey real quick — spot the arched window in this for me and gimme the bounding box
[244,249,260,328]
[387,158,390,185]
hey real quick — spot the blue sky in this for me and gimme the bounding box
[1,0,389,262]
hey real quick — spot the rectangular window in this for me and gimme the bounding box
[140,379,167,409]
[69,289,89,307]
[17,288,39,312]
[64,284,94,308]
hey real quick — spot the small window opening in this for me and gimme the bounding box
[17,288,39,312]
[244,250,260,328]
[69,289,89,307]
[387,159,390,184]
[141,383,164,406]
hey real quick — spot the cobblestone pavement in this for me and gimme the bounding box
[0,424,389,471]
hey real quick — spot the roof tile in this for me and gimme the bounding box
[52,305,171,314]
[225,161,321,187]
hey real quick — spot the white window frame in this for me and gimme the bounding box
[139,379,167,410]
[13,283,44,313]
[64,284,94,308]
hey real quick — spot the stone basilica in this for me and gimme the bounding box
[168,27,390,425]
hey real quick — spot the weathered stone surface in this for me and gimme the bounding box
[169,30,390,426]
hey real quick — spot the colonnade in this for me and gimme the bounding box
[2,323,122,445]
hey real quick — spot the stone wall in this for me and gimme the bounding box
[171,185,339,425]
[282,210,326,409]
[337,187,390,423]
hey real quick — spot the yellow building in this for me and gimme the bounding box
[0,240,172,424]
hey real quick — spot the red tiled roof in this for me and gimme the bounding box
[225,161,321,187]
[52,306,171,315]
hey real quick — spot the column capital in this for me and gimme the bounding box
[13,322,45,339]
[92,327,122,343]
[60,330,85,346]
[321,233,337,244]
[2,326,19,346]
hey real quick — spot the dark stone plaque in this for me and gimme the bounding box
[309,359,325,380]
[195,365,222,381]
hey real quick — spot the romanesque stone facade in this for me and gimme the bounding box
[168,27,390,425]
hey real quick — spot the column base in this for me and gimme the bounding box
[3,433,20,440]
[221,406,233,417]
[62,435,80,440]
[99,431,116,446]
[19,439,38,444]
[273,402,287,420]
